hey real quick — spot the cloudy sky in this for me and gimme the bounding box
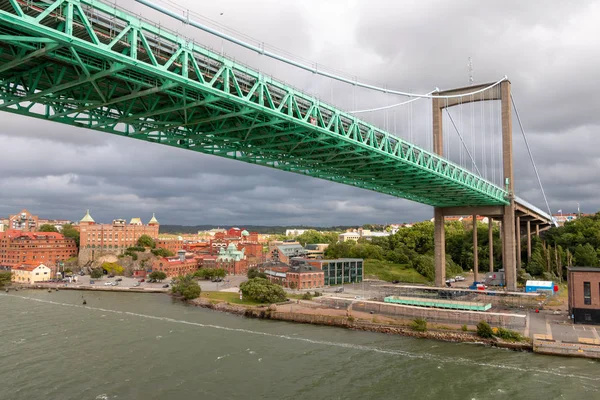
[1,0,598,226]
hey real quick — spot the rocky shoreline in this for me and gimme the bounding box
[188,297,532,352]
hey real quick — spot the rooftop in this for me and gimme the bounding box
[568,267,600,273]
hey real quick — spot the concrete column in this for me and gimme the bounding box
[434,207,446,287]
[500,221,505,269]
[527,220,532,264]
[472,214,479,282]
[515,215,521,272]
[488,218,494,273]
[501,80,514,194]
[503,205,517,291]
[432,97,443,156]
[535,224,540,237]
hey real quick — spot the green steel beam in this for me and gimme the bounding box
[0,0,512,207]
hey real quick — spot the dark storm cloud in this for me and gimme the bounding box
[0,0,598,225]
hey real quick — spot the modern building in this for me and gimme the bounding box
[0,230,77,270]
[152,251,199,278]
[305,243,329,259]
[338,232,360,242]
[292,258,364,286]
[11,263,52,283]
[78,210,160,264]
[271,243,307,264]
[568,267,600,325]
[7,209,39,232]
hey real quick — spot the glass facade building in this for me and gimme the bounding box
[292,258,363,285]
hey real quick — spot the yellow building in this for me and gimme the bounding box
[338,232,360,242]
[11,263,52,284]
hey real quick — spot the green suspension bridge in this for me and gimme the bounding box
[0,0,553,224]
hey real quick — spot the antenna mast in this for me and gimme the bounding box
[468,57,474,85]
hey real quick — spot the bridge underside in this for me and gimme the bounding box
[0,0,509,207]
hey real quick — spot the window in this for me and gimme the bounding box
[584,282,591,305]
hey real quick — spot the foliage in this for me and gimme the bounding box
[364,259,428,283]
[574,244,599,267]
[151,247,175,257]
[123,250,138,261]
[0,271,12,287]
[247,267,267,279]
[289,281,297,290]
[39,224,58,233]
[149,271,167,281]
[495,327,524,342]
[127,246,147,252]
[101,262,124,276]
[194,268,226,280]
[411,318,428,332]
[90,268,103,279]
[171,274,201,300]
[461,324,468,332]
[136,234,156,249]
[476,321,493,339]
[239,278,287,304]
[295,230,340,246]
[61,224,80,247]
[301,292,313,300]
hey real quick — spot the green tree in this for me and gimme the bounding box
[90,268,103,279]
[101,262,124,276]
[240,277,287,303]
[477,321,493,338]
[151,248,175,257]
[61,224,80,247]
[137,234,156,249]
[172,274,201,300]
[247,267,267,279]
[39,224,58,233]
[0,271,12,287]
[574,243,599,267]
[149,271,167,281]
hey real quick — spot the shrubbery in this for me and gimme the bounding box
[476,321,493,338]
[240,278,287,304]
[171,274,201,300]
[411,318,427,332]
[151,248,175,257]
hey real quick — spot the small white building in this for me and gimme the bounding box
[286,229,307,237]
[338,232,360,242]
[11,263,53,284]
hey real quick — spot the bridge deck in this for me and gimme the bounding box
[0,0,548,213]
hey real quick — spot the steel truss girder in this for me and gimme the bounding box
[0,0,510,207]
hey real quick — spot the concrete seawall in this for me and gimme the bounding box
[12,284,168,294]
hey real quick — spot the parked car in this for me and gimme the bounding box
[89,280,95,284]
[139,279,145,283]
[454,276,465,282]
[334,287,344,293]
[108,274,115,278]
[104,282,113,286]
[162,284,169,288]
[79,271,85,276]
[211,277,223,282]
[392,280,400,284]
[116,278,123,282]
[133,282,140,287]
[148,279,157,283]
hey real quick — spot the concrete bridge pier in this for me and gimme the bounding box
[488,217,494,273]
[473,214,479,282]
[434,207,446,287]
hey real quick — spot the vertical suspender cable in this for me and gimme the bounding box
[444,109,482,176]
[511,94,553,217]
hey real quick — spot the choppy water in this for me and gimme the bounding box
[1,290,599,400]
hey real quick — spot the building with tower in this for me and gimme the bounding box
[77,210,160,265]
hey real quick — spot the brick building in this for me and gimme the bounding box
[215,243,250,275]
[568,267,600,325]
[261,262,325,289]
[270,243,307,264]
[78,210,160,264]
[152,251,199,278]
[155,238,184,254]
[0,230,77,271]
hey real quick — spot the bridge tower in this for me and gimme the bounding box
[431,80,518,291]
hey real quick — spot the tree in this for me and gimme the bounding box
[172,274,201,300]
[101,262,124,276]
[149,271,167,281]
[137,234,156,249]
[39,224,58,233]
[247,267,267,279]
[240,278,287,303]
[151,248,174,257]
[61,224,80,247]
[0,271,12,287]
[90,268,103,279]
[574,243,599,267]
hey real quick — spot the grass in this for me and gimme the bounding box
[200,291,262,306]
[364,259,429,284]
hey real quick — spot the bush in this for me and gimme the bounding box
[137,234,156,249]
[496,327,524,342]
[151,248,175,257]
[477,321,493,338]
[461,324,468,332]
[240,278,287,304]
[149,271,167,281]
[90,268,103,279]
[411,318,427,332]
[247,267,267,279]
[127,246,146,252]
[301,292,313,300]
[313,291,322,297]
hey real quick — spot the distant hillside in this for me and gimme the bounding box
[159,225,354,235]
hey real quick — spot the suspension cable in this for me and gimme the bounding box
[511,93,552,217]
[444,108,482,176]
[349,90,438,113]
[136,0,508,99]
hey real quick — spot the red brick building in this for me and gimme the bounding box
[155,238,184,254]
[261,263,325,289]
[78,210,160,264]
[0,230,77,271]
[568,267,600,325]
[152,252,200,278]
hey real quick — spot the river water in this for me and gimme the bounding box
[1,290,599,400]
